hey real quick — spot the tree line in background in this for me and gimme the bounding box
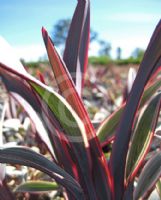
[23,18,145,68]
[51,18,145,66]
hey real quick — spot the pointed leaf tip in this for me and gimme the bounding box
[41,27,47,36]
[41,27,49,46]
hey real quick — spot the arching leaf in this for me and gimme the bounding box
[0,147,84,200]
[134,151,161,200]
[97,77,161,144]
[110,20,161,199]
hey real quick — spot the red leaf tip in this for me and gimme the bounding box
[41,27,49,46]
[42,27,48,37]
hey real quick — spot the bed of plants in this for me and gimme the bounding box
[0,0,161,199]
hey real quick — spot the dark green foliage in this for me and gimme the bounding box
[115,57,142,65]
[88,56,112,66]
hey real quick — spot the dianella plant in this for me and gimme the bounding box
[0,0,161,199]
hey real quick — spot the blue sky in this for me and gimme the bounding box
[0,0,160,61]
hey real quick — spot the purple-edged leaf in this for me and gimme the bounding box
[0,63,98,199]
[139,77,161,108]
[123,182,134,200]
[126,92,161,181]
[31,83,100,200]
[11,93,56,158]
[0,69,77,179]
[30,82,88,145]
[42,28,112,199]
[97,105,124,143]
[15,181,58,193]
[0,147,84,200]
[0,36,78,187]
[1,73,41,114]
[63,0,90,94]
[134,151,161,200]
[8,96,18,118]
[97,77,161,144]
[110,20,161,199]
[42,27,96,143]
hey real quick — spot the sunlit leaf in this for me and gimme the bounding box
[42,28,94,140]
[12,93,56,158]
[0,69,77,178]
[97,106,123,143]
[0,62,98,199]
[126,92,161,181]
[30,82,88,145]
[15,181,58,193]
[1,72,60,159]
[63,0,90,94]
[0,147,84,199]
[110,20,161,199]
[31,82,100,199]
[97,77,161,144]
[42,26,112,200]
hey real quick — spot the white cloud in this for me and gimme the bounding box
[0,36,26,70]
[89,42,100,56]
[96,27,153,58]
[106,13,160,23]
[0,32,151,63]
[13,44,47,62]
[0,36,47,62]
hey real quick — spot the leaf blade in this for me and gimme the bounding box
[0,70,79,179]
[126,92,161,180]
[156,179,161,199]
[0,62,99,199]
[134,151,161,200]
[63,0,90,94]
[31,82,101,200]
[42,28,112,199]
[0,147,84,199]
[97,77,161,144]
[110,20,161,199]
